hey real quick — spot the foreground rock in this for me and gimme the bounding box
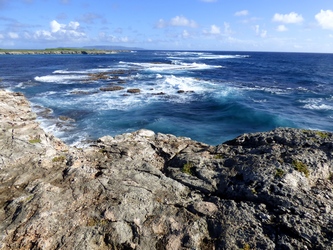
[0,89,333,249]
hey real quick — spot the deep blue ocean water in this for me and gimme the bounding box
[1,50,333,146]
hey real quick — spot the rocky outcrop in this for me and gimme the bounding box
[100,86,125,92]
[0,89,333,249]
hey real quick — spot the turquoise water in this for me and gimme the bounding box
[1,51,333,145]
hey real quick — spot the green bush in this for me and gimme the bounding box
[292,160,309,177]
[52,156,66,162]
[275,168,285,178]
[182,162,194,175]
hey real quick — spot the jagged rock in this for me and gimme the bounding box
[0,89,333,249]
[100,86,125,91]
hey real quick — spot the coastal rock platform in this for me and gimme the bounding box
[0,89,333,249]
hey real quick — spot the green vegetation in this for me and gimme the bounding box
[292,160,310,177]
[24,194,34,203]
[45,47,82,51]
[182,161,194,175]
[316,131,329,139]
[52,155,66,163]
[214,154,223,159]
[86,217,108,227]
[243,243,251,250]
[275,168,285,178]
[29,138,41,144]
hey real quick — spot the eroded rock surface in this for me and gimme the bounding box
[1,89,333,249]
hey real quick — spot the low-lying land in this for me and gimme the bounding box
[0,48,127,55]
[0,89,332,249]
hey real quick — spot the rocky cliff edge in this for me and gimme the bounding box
[0,89,333,249]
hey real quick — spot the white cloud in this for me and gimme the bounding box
[68,21,79,30]
[0,33,4,39]
[235,10,249,17]
[34,30,53,40]
[156,16,197,28]
[170,16,197,28]
[254,25,267,38]
[50,20,63,32]
[272,12,304,24]
[8,32,19,39]
[182,30,190,38]
[260,30,267,38]
[34,20,86,41]
[203,24,221,35]
[277,25,288,32]
[315,10,333,30]
[210,25,221,34]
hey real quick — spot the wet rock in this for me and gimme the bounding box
[100,86,125,91]
[88,72,110,81]
[177,90,195,94]
[127,88,141,94]
[152,92,166,95]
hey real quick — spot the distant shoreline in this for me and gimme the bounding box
[0,49,129,55]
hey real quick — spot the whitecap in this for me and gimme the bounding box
[303,103,333,110]
[34,74,88,83]
[123,61,223,72]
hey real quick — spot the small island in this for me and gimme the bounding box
[0,48,128,55]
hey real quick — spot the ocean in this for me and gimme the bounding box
[1,50,333,146]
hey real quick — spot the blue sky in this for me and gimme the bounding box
[1,0,333,52]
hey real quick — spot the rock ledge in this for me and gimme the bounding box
[1,89,333,249]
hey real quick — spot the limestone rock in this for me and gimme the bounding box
[1,89,333,249]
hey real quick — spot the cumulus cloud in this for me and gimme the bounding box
[203,24,221,35]
[277,25,288,32]
[315,10,333,30]
[50,20,62,33]
[34,20,86,41]
[156,16,197,28]
[235,10,249,17]
[272,12,304,24]
[170,16,197,28]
